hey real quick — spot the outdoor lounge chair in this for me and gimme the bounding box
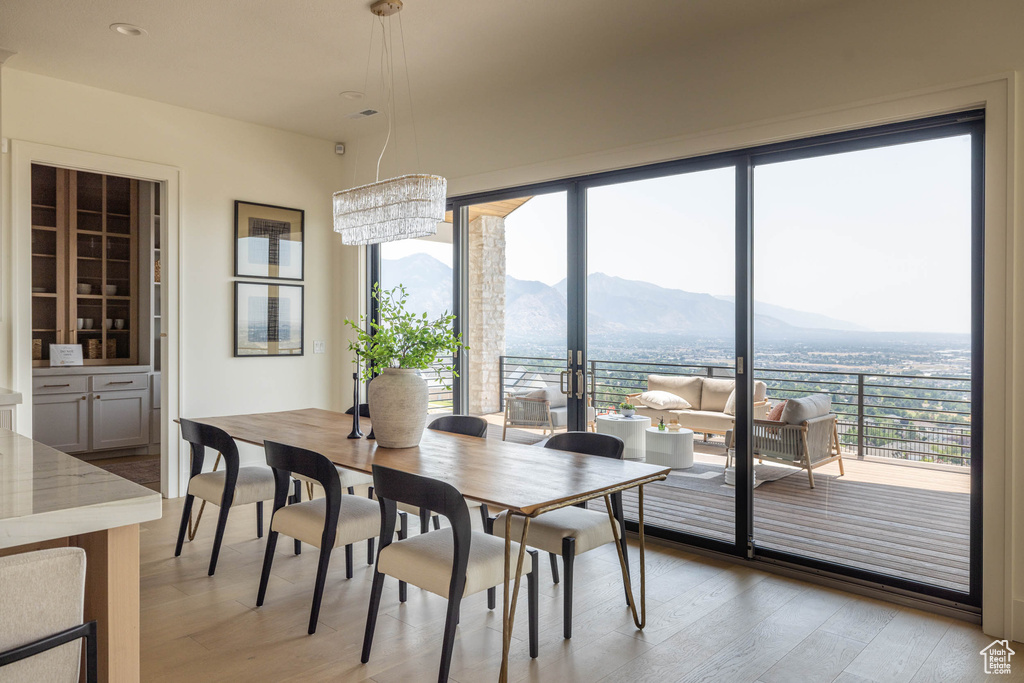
[502,385,596,440]
[728,394,844,488]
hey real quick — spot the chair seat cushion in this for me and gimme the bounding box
[271,495,380,549]
[378,527,532,599]
[494,506,619,556]
[187,466,276,506]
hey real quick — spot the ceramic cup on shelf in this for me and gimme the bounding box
[114,319,125,330]
[104,284,117,296]
[77,318,84,330]
[105,319,113,329]
[83,318,94,330]
[77,283,91,295]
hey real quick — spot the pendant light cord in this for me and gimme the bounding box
[398,12,422,174]
[374,15,395,183]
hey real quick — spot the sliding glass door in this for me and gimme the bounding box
[750,130,980,601]
[458,192,570,436]
[419,110,984,608]
[583,167,737,544]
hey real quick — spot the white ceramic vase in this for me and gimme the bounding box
[620,408,635,418]
[368,368,429,448]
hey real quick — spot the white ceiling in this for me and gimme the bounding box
[0,0,846,143]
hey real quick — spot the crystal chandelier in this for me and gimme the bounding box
[333,0,446,246]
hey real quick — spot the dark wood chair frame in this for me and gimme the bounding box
[175,419,300,576]
[257,440,407,635]
[541,431,630,639]
[0,620,97,682]
[362,465,539,683]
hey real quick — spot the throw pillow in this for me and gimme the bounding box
[767,400,787,422]
[780,394,831,424]
[724,390,736,415]
[637,390,691,411]
[544,384,567,408]
[724,381,771,415]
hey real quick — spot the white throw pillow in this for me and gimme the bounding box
[724,390,737,415]
[637,390,691,411]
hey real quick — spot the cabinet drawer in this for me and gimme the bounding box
[33,376,89,395]
[90,374,149,392]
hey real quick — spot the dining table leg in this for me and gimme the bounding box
[605,484,648,629]
[500,512,532,683]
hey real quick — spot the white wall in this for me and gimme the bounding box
[0,68,361,474]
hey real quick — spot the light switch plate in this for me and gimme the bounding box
[313,341,326,354]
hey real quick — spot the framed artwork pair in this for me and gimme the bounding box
[233,201,304,357]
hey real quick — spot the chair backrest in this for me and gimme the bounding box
[0,548,88,681]
[179,419,241,503]
[427,415,488,439]
[545,431,624,460]
[264,441,343,548]
[345,403,372,418]
[371,465,473,598]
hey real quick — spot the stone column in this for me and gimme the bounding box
[467,215,506,415]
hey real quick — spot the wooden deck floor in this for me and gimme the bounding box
[486,417,972,594]
[598,446,971,593]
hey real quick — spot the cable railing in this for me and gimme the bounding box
[426,356,455,412]
[499,355,972,466]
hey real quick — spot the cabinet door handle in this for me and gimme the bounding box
[81,395,87,401]
[94,395,101,400]
[106,381,134,385]
[43,383,71,388]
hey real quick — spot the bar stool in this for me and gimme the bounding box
[0,548,97,682]
[175,419,299,575]
[257,440,407,635]
[362,465,538,683]
[494,431,629,639]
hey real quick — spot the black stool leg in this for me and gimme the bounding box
[307,548,333,634]
[256,501,263,538]
[398,512,408,602]
[361,569,386,663]
[419,508,429,534]
[345,544,354,579]
[549,552,560,584]
[561,537,576,639]
[174,494,195,556]
[432,514,441,531]
[527,549,539,658]
[291,480,302,555]
[437,579,466,683]
[255,530,279,606]
[208,503,232,576]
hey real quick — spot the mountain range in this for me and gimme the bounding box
[382,253,870,345]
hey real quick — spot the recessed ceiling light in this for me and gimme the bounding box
[340,91,364,100]
[109,23,148,37]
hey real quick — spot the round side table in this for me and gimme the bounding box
[595,414,651,460]
[645,427,694,469]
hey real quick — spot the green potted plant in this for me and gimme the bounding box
[344,284,465,448]
[618,401,635,418]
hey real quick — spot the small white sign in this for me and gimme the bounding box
[49,344,83,367]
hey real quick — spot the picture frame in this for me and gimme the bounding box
[234,200,304,280]
[234,281,304,357]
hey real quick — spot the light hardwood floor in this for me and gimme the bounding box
[140,496,1021,682]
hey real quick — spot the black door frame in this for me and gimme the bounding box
[374,108,984,609]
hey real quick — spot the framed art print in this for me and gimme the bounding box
[234,200,304,280]
[234,282,304,357]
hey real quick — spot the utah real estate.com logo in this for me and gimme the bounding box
[979,640,1015,675]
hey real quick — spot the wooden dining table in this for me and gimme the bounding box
[189,408,670,681]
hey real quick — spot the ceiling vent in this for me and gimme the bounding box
[345,109,379,120]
